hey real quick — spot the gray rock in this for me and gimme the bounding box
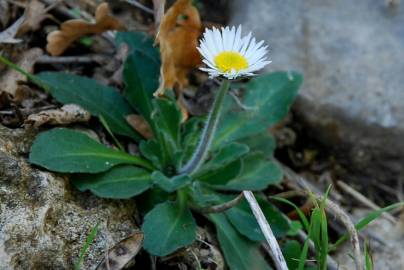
[229,0,404,179]
[334,208,404,270]
[0,125,138,269]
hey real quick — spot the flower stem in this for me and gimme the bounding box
[179,80,230,175]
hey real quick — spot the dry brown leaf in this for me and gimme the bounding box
[0,0,48,44]
[17,0,48,35]
[154,0,202,97]
[0,48,43,100]
[0,14,25,44]
[0,0,10,28]
[46,3,124,56]
[126,114,154,139]
[0,91,11,109]
[96,232,144,270]
[24,104,91,128]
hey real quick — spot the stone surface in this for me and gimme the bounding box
[0,125,138,269]
[334,208,404,270]
[229,0,404,179]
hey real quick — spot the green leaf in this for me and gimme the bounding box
[215,71,302,146]
[238,132,276,156]
[225,196,290,242]
[197,143,249,175]
[136,187,171,216]
[282,240,302,270]
[151,171,192,192]
[193,143,248,189]
[298,239,310,270]
[151,98,182,157]
[270,196,310,231]
[118,31,160,121]
[152,99,181,143]
[37,72,140,140]
[180,117,204,164]
[142,201,197,256]
[72,165,152,199]
[195,159,242,186]
[115,32,160,64]
[224,153,283,191]
[29,128,152,173]
[123,53,180,167]
[123,52,159,122]
[209,213,271,270]
[187,182,222,208]
[139,139,164,170]
[287,221,303,236]
[364,240,373,270]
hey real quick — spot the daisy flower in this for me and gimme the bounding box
[197,25,271,80]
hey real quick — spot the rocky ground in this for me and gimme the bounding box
[0,125,138,269]
[0,0,403,269]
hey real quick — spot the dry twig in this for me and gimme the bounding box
[243,190,288,270]
[124,0,154,14]
[199,193,243,213]
[152,0,166,27]
[337,180,397,224]
[37,54,109,64]
[325,198,363,270]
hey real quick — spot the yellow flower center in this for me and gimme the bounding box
[214,51,248,73]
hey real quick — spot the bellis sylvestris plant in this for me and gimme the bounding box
[198,25,271,79]
[1,26,303,269]
[180,26,271,176]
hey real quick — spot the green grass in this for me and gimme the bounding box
[74,222,100,270]
[273,189,403,270]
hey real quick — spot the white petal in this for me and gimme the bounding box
[198,43,215,64]
[244,38,259,59]
[228,26,236,51]
[241,35,255,56]
[246,60,272,72]
[246,40,265,59]
[222,26,230,51]
[204,29,219,56]
[213,27,224,52]
[233,25,243,51]
[247,47,268,65]
[202,59,216,69]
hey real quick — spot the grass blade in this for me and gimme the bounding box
[331,201,404,249]
[74,222,100,270]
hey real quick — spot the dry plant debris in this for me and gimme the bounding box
[0,0,50,44]
[96,232,144,270]
[0,13,25,44]
[0,0,10,28]
[24,104,91,128]
[0,48,43,100]
[126,114,154,139]
[153,0,166,27]
[46,2,125,56]
[17,0,48,36]
[154,0,202,97]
